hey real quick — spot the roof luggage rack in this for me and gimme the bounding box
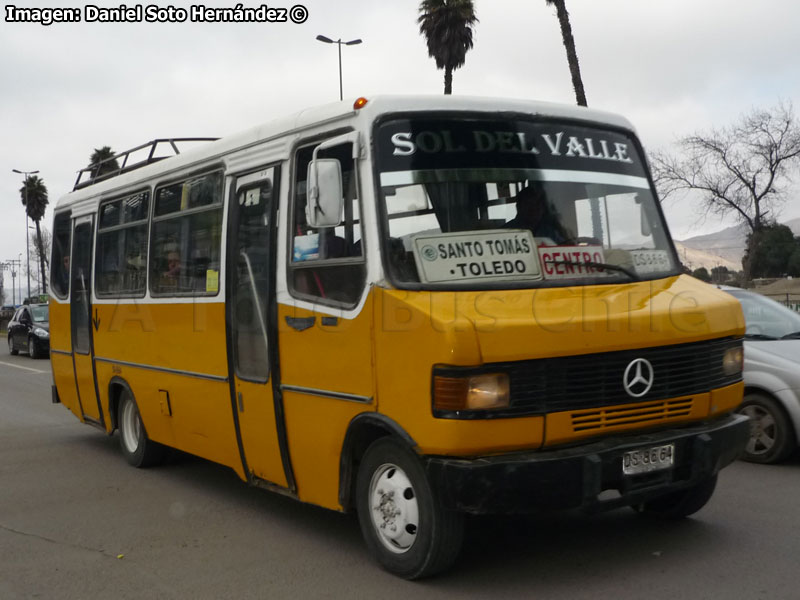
[73,137,219,190]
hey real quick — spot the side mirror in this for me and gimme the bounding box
[305,159,343,228]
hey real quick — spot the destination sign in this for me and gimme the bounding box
[412,230,541,284]
[538,246,611,279]
[377,118,647,178]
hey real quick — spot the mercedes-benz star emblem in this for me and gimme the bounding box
[623,358,654,398]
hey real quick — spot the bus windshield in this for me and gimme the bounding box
[376,117,679,287]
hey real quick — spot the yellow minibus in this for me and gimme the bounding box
[49,95,749,578]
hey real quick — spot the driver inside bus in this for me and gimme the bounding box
[505,184,568,244]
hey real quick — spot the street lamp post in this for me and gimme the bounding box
[16,254,21,304]
[316,35,362,101]
[12,168,38,302]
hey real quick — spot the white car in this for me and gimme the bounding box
[722,287,800,463]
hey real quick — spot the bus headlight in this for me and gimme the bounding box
[722,346,743,375]
[433,372,510,414]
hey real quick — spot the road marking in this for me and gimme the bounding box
[0,360,48,374]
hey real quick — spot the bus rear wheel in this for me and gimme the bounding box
[118,390,165,468]
[355,437,463,579]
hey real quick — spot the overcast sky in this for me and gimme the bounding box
[2,0,799,297]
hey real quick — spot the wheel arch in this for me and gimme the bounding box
[107,376,136,433]
[743,384,800,442]
[338,413,417,512]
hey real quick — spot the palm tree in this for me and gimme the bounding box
[89,146,120,179]
[418,0,478,95]
[545,0,587,106]
[19,175,49,294]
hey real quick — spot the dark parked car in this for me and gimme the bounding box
[7,303,50,359]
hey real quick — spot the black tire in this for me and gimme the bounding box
[118,389,166,468]
[27,337,38,359]
[634,474,717,519]
[737,393,796,464]
[355,437,464,579]
[8,335,18,356]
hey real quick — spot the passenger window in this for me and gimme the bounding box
[51,211,72,298]
[149,172,224,296]
[96,191,149,297]
[289,141,365,307]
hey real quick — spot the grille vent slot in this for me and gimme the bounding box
[570,398,693,432]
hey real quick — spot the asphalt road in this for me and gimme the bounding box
[1,348,799,600]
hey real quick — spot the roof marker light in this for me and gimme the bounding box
[354,97,369,110]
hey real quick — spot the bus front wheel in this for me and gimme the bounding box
[118,390,165,468]
[355,437,463,579]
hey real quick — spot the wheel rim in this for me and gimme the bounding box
[120,397,141,454]
[368,462,420,554]
[8,336,12,352]
[741,404,777,456]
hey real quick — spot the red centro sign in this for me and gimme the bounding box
[538,246,608,279]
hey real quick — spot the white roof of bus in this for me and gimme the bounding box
[55,94,636,210]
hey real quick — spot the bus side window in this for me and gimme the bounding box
[51,211,72,298]
[288,141,366,307]
[96,191,149,298]
[149,172,224,296]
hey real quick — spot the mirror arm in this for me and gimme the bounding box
[307,132,358,226]
[311,131,361,162]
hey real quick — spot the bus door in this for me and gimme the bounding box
[227,166,288,488]
[70,217,104,424]
[276,135,375,509]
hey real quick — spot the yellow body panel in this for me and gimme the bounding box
[277,295,375,397]
[281,390,371,509]
[373,275,744,456]
[93,302,229,377]
[277,295,376,509]
[93,360,243,477]
[710,382,745,416]
[49,300,82,419]
[91,302,243,477]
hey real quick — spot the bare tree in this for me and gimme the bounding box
[650,101,800,282]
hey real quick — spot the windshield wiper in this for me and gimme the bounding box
[744,333,778,340]
[543,260,639,281]
[780,331,800,340]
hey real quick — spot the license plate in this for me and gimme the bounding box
[622,443,675,475]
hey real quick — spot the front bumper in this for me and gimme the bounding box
[425,413,749,514]
[32,335,50,353]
